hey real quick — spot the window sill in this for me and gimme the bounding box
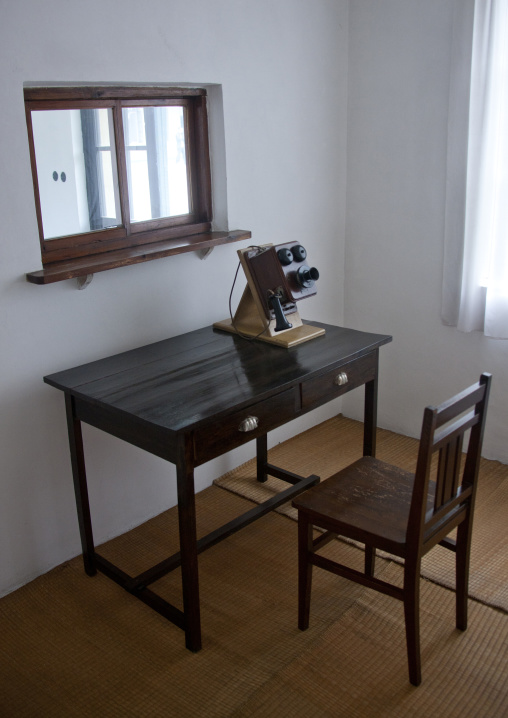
[26,229,252,285]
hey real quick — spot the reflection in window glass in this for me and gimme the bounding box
[98,150,117,220]
[123,106,190,222]
[97,108,112,147]
[128,149,151,221]
[30,108,121,239]
[124,107,146,146]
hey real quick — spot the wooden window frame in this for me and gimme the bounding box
[24,86,250,284]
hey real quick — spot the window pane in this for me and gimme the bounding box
[30,108,122,239]
[123,107,146,146]
[97,108,112,147]
[126,149,151,222]
[98,150,117,220]
[122,105,190,223]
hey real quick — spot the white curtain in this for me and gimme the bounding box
[442,0,508,339]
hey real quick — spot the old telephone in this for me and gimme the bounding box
[213,242,325,347]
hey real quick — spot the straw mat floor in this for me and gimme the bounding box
[215,415,508,612]
[0,462,507,715]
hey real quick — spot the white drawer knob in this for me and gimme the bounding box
[238,416,259,432]
[334,372,348,386]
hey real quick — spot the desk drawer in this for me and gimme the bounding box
[193,388,297,464]
[301,352,377,411]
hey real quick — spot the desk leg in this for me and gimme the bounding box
[64,394,96,576]
[363,350,379,457]
[176,437,202,652]
[256,434,268,483]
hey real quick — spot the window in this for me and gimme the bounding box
[442,0,508,338]
[24,86,249,284]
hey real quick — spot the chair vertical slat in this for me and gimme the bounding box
[435,435,463,509]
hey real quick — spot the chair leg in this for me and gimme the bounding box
[365,545,376,577]
[297,513,314,631]
[455,517,472,631]
[403,561,422,686]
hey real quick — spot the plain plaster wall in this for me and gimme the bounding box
[343,0,508,462]
[0,0,348,597]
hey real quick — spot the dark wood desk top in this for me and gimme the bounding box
[48,321,392,648]
[45,322,391,436]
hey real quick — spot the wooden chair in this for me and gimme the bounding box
[292,373,492,686]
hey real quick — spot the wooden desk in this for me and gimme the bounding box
[45,321,391,651]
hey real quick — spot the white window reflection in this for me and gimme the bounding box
[31,108,121,239]
[122,106,190,223]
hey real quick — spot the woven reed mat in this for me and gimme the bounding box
[0,486,506,717]
[214,415,508,613]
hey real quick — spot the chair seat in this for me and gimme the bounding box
[293,456,422,557]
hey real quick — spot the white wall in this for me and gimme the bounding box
[343,0,508,462]
[0,0,348,596]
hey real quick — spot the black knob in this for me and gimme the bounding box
[296,265,320,288]
[292,244,307,262]
[277,248,293,266]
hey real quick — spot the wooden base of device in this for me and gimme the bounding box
[213,316,325,348]
[214,285,325,348]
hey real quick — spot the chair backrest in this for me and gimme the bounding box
[407,373,492,552]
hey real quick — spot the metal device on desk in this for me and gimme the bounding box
[214,242,325,347]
